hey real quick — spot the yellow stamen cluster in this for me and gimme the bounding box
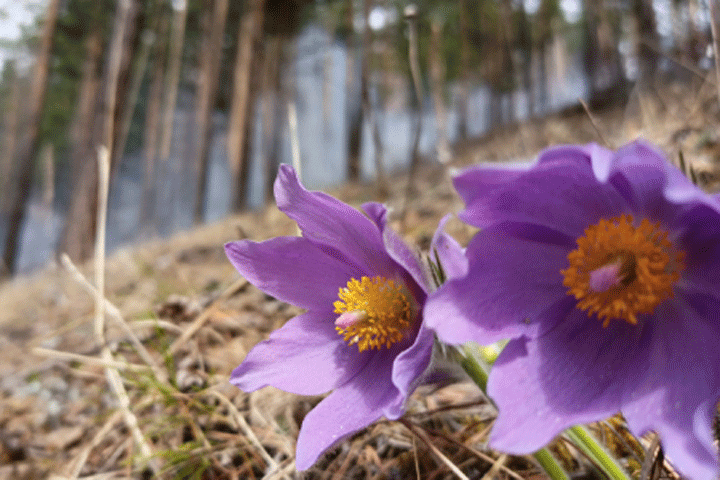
[561,215,684,326]
[334,276,413,351]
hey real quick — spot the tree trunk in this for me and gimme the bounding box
[406,8,423,192]
[68,26,103,183]
[59,0,135,264]
[1,0,60,277]
[113,27,155,172]
[457,0,470,140]
[0,63,21,215]
[429,17,450,164]
[228,0,265,211]
[632,0,659,87]
[361,0,388,195]
[582,0,601,102]
[262,37,283,203]
[158,0,188,164]
[345,0,362,182]
[193,0,229,224]
[140,12,169,231]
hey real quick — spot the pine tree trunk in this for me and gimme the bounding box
[68,26,103,183]
[361,0,388,195]
[193,0,229,224]
[59,0,135,264]
[158,0,188,164]
[1,0,60,277]
[345,0,362,182]
[633,0,659,87]
[140,12,169,231]
[262,37,283,204]
[406,7,423,192]
[429,17,450,164]
[228,0,265,211]
[457,0,470,140]
[0,64,21,215]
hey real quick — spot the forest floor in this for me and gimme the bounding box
[1,79,719,480]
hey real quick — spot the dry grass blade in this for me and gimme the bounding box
[207,389,278,470]
[32,347,153,372]
[639,434,661,480]
[579,98,612,148]
[168,276,248,355]
[60,253,165,381]
[67,410,123,479]
[480,453,508,480]
[400,419,470,480]
[93,147,154,469]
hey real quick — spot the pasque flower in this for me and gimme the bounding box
[225,165,453,470]
[425,141,720,479]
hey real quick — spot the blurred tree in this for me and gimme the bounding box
[582,0,626,108]
[345,0,363,181]
[60,0,139,263]
[535,0,561,113]
[228,0,265,211]
[632,0,659,87]
[2,0,60,276]
[429,11,449,163]
[140,3,170,231]
[261,36,285,203]
[0,61,21,215]
[516,0,534,117]
[362,0,388,195]
[457,0,470,139]
[193,0,228,224]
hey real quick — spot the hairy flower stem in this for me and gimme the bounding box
[565,425,631,480]
[459,344,630,480]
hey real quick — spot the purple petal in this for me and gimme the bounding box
[598,142,681,223]
[230,312,370,395]
[453,154,627,236]
[361,201,387,227]
[294,349,403,470]
[392,322,434,397]
[362,202,430,294]
[425,224,571,345]
[274,165,394,277]
[677,203,720,297]
[488,304,648,453]
[621,291,720,480]
[430,215,468,281]
[225,237,361,311]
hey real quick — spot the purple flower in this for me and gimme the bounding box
[225,165,447,470]
[425,141,720,479]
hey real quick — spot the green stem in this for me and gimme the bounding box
[533,449,570,480]
[459,344,630,480]
[458,345,569,480]
[565,425,630,480]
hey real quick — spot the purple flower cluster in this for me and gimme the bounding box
[226,142,720,479]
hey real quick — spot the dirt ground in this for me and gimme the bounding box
[1,80,719,479]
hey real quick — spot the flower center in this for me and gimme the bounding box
[561,215,684,327]
[333,276,414,351]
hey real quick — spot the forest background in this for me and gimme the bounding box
[0,0,711,277]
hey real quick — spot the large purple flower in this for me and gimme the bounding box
[225,165,443,470]
[425,141,720,479]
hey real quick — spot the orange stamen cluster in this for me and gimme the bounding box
[561,215,684,326]
[334,276,414,351]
